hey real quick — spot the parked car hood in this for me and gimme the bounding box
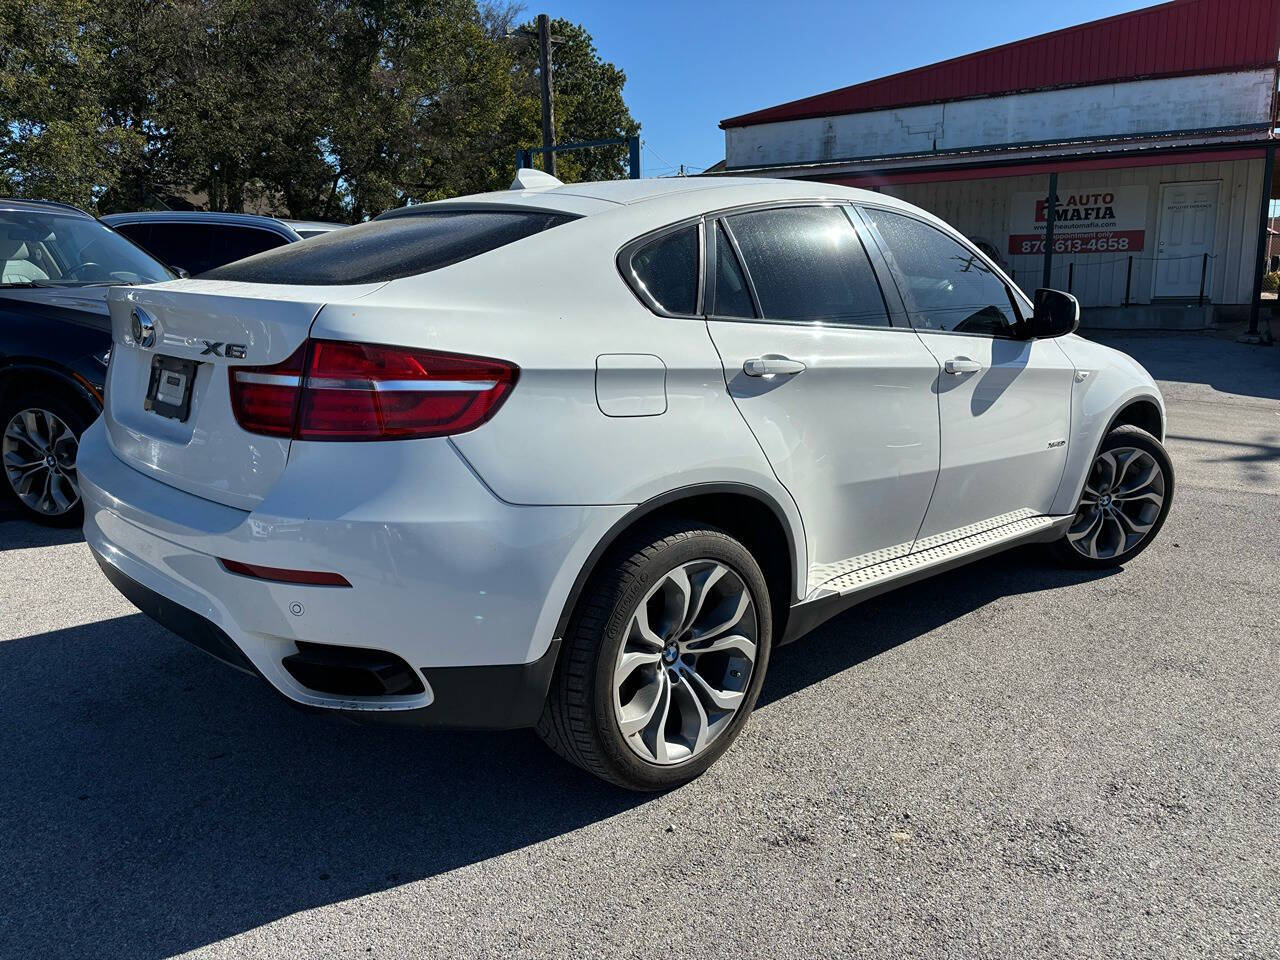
[0,285,112,331]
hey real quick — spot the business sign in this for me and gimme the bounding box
[1008,185,1148,255]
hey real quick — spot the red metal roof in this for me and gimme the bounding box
[721,0,1280,129]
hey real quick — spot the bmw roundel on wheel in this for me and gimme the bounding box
[81,174,1173,791]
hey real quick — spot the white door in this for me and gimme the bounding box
[704,206,941,590]
[906,333,1075,538]
[858,205,1075,538]
[1153,181,1219,299]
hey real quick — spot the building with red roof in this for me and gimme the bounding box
[717,0,1280,328]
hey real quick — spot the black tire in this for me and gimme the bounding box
[0,388,93,527]
[537,520,773,792]
[1049,424,1174,569]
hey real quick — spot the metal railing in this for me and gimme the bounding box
[1013,252,1220,307]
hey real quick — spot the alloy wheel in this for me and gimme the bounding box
[612,559,759,765]
[1066,446,1166,560]
[2,408,81,517]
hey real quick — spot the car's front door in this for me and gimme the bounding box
[857,205,1076,540]
[704,204,941,593]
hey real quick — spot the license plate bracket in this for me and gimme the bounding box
[145,355,197,421]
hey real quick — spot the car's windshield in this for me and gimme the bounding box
[0,210,173,287]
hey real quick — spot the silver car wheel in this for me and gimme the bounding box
[1067,446,1166,560]
[2,407,81,517]
[612,559,758,766]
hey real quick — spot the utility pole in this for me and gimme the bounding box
[537,13,556,177]
[1041,172,1058,290]
[1246,141,1276,339]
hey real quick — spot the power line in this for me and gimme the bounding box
[641,139,676,176]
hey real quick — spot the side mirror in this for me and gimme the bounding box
[1031,288,1080,338]
[173,265,190,279]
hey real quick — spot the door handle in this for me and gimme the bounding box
[944,357,982,375]
[743,355,807,378]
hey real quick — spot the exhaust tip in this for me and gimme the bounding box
[282,642,423,697]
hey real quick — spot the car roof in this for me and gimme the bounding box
[100,210,300,234]
[0,198,94,218]
[380,176,894,223]
[371,176,890,225]
[546,176,780,204]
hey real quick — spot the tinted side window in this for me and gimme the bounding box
[207,226,290,268]
[726,206,888,325]
[112,222,152,249]
[628,225,699,315]
[712,222,755,318]
[142,223,215,275]
[863,209,1020,338]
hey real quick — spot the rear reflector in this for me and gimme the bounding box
[229,339,517,441]
[219,558,351,587]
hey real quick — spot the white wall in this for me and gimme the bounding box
[726,71,1275,170]
[876,157,1265,307]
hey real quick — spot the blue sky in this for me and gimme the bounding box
[541,0,1158,176]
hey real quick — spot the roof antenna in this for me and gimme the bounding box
[511,168,564,191]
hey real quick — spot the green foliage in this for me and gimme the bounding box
[0,0,145,208]
[0,1,639,220]
[1263,271,1280,293]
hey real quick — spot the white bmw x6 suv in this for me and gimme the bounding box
[81,173,1173,791]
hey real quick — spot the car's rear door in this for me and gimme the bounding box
[856,205,1075,540]
[704,204,941,592]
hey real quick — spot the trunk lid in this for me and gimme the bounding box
[103,279,383,509]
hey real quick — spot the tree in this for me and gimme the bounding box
[0,1,639,219]
[106,0,339,214]
[0,0,144,208]
[323,0,520,220]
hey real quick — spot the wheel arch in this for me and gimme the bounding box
[0,359,103,415]
[1107,396,1164,442]
[1050,390,1167,516]
[553,482,804,641]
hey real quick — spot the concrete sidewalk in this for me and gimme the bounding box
[1090,331,1280,496]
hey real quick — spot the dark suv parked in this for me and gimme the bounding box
[1,199,173,525]
[101,212,345,276]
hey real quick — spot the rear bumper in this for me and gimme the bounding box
[92,548,263,676]
[78,418,626,724]
[91,549,560,728]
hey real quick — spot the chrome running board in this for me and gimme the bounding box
[782,513,1073,645]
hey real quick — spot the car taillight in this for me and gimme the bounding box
[229,340,518,441]
[228,344,306,437]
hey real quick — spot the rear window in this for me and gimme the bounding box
[200,210,577,285]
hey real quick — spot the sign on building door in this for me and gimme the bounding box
[1008,186,1148,255]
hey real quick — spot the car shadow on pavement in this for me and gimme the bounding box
[0,515,84,550]
[759,547,1117,707]
[0,543,1113,959]
[0,612,646,959]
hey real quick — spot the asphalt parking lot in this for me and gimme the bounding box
[1,331,1277,959]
